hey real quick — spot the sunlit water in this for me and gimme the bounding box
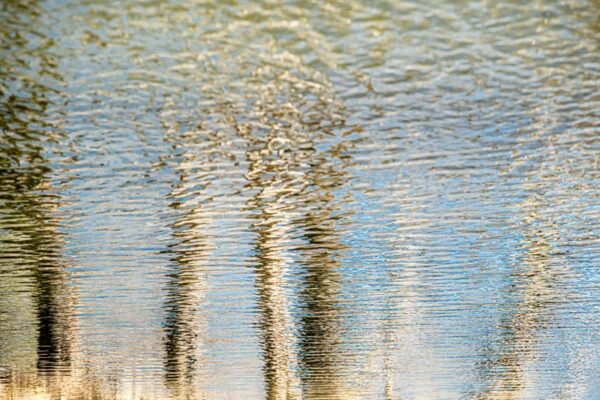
[1,0,599,399]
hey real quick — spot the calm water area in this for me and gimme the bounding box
[1,0,599,398]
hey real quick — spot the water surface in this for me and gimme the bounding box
[1,0,599,399]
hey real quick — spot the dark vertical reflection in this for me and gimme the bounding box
[297,155,349,400]
[162,166,210,399]
[0,0,72,391]
[33,235,72,375]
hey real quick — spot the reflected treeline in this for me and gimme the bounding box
[0,0,75,396]
[3,0,596,397]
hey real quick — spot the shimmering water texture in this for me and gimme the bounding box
[1,0,599,399]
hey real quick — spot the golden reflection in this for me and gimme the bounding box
[252,206,301,400]
[243,100,315,399]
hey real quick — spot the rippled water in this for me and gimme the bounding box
[1,0,599,398]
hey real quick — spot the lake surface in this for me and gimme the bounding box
[1,0,599,399]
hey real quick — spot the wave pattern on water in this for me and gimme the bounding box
[1,0,599,399]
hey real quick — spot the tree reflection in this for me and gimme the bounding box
[244,102,311,400]
[162,225,207,400]
[252,205,301,400]
[161,138,215,399]
[476,195,567,399]
[248,139,351,400]
[297,193,347,400]
[0,0,73,393]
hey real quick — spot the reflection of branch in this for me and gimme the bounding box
[34,250,72,374]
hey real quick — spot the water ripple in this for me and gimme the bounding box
[1,0,599,399]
